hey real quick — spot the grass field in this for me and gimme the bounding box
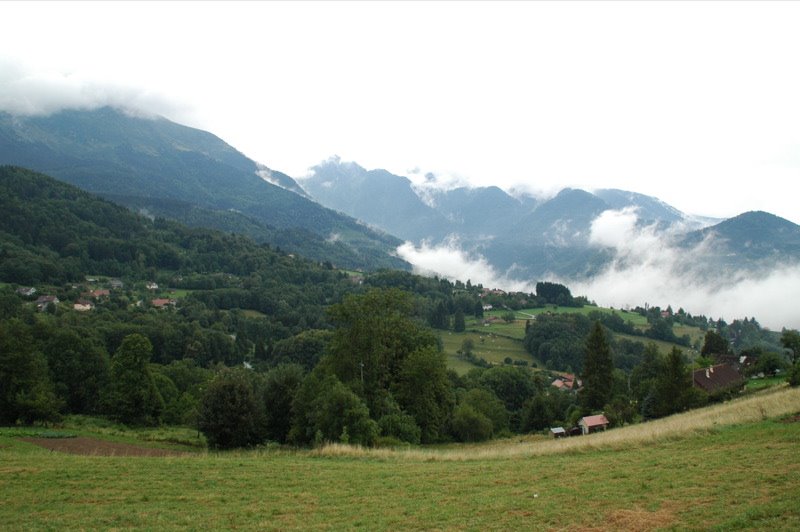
[448,305,706,373]
[2,386,799,530]
[440,330,535,374]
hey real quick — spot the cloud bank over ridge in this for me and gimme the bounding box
[0,58,182,118]
[397,209,800,330]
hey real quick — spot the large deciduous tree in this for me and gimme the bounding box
[198,368,266,450]
[0,319,61,424]
[104,333,164,426]
[324,288,438,417]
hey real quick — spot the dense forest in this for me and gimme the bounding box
[2,166,798,448]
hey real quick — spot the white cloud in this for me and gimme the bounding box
[571,209,800,330]
[0,57,183,118]
[396,238,534,293]
[399,209,800,330]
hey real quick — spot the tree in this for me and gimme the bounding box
[42,329,109,414]
[701,330,729,357]
[580,321,614,411]
[0,319,61,424]
[430,300,450,330]
[104,334,164,426]
[324,288,438,417]
[460,337,475,358]
[461,387,510,436]
[261,363,305,443]
[198,368,265,450]
[453,309,466,332]
[451,404,493,442]
[478,365,537,415]
[780,329,800,365]
[753,352,787,377]
[288,369,378,447]
[394,346,454,443]
[520,393,555,432]
[649,347,704,418]
[630,343,663,402]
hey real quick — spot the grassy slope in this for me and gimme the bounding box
[2,387,798,530]
[442,305,706,374]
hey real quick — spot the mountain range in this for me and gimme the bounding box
[0,108,406,272]
[301,158,800,280]
[2,106,799,284]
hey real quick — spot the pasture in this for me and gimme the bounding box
[2,386,799,530]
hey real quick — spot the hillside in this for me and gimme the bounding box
[1,387,798,530]
[681,210,800,269]
[0,108,407,271]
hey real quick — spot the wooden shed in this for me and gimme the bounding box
[578,414,609,435]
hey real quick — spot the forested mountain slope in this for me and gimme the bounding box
[0,108,407,271]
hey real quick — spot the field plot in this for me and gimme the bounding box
[439,330,535,374]
[2,387,799,531]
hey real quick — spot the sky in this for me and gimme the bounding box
[2,0,800,224]
[2,1,800,329]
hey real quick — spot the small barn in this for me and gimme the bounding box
[550,427,567,439]
[578,414,609,435]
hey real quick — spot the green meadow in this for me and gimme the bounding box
[2,386,799,530]
[444,305,707,374]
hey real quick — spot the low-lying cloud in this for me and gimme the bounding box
[573,208,800,330]
[396,237,534,293]
[397,209,800,330]
[0,57,181,118]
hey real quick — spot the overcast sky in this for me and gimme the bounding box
[2,1,800,224]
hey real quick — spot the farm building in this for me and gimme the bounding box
[151,298,177,309]
[35,295,59,311]
[73,299,95,312]
[550,427,567,438]
[692,364,744,396]
[578,414,609,435]
[551,373,581,392]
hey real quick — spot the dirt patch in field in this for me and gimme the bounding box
[574,503,678,532]
[21,436,188,457]
[778,414,800,423]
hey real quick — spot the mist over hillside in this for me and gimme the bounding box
[302,159,800,330]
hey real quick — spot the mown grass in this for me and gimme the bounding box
[2,387,798,530]
[439,330,535,374]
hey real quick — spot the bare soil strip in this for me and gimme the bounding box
[21,436,187,457]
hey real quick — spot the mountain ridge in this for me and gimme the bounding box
[0,107,408,272]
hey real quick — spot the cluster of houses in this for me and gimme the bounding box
[15,278,177,313]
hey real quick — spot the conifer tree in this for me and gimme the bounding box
[580,321,614,411]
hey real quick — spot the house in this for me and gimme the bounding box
[109,279,124,290]
[89,289,110,298]
[578,414,609,435]
[73,299,95,312]
[714,354,756,374]
[16,287,37,297]
[692,364,744,396]
[35,295,59,311]
[551,373,582,392]
[146,281,159,291]
[151,298,176,309]
[550,427,567,439]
